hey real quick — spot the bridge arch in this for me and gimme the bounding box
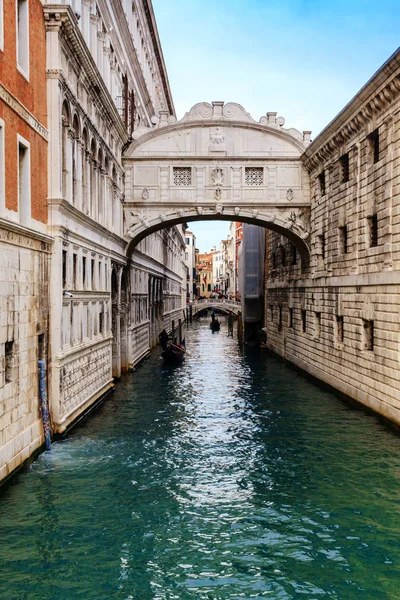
[122,101,312,269]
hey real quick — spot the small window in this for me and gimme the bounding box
[288,307,294,328]
[91,258,95,289]
[185,252,188,261]
[278,306,283,331]
[82,256,87,289]
[368,129,379,164]
[62,250,67,288]
[0,119,4,212]
[5,340,14,384]
[301,309,306,333]
[317,233,325,261]
[99,305,104,335]
[336,315,344,343]
[270,305,274,322]
[185,238,190,245]
[72,253,77,289]
[315,312,321,338]
[363,319,374,351]
[368,214,378,248]
[318,171,326,196]
[245,167,263,186]
[0,0,4,52]
[339,225,348,255]
[17,0,29,78]
[340,153,350,183]
[18,137,30,225]
[272,252,277,270]
[173,167,191,186]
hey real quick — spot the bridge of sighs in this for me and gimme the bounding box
[122,102,312,269]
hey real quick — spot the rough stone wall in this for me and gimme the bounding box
[265,50,400,425]
[0,225,50,481]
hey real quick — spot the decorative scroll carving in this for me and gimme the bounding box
[286,188,294,201]
[212,167,224,186]
[141,188,149,200]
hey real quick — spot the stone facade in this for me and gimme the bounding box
[0,0,51,481]
[265,49,400,426]
[0,0,185,484]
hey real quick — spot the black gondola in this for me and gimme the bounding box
[159,329,186,365]
[210,312,220,332]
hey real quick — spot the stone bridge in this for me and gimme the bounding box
[191,299,242,316]
[122,102,312,268]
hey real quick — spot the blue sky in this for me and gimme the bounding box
[152,0,399,251]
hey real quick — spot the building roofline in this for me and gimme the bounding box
[302,47,400,170]
[142,0,175,117]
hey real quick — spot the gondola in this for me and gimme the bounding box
[210,313,220,332]
[159,329,186,365]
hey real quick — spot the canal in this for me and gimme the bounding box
[1,319,400,599]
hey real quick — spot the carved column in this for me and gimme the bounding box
[97,30,105,77]
[64,126,74,204]
[81,0,91,46]
[90,13,98,58]
[75,137,83,211]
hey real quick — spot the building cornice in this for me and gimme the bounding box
[302,47,400,172]
[0,83,48,140]
[0,217,53,245]
[142,0,175,117]
[44,5,129,144]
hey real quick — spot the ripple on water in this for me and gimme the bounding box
[0,319,400,599]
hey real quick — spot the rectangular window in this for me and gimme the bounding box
[336,315,344,344]
[38,333,45,361]
[270,305,274,322]
[185,252,188,261]
[368,129,379,164]
[317,233,325,261]
[99,305,104,335]
[173,167,191,186]
[272,252,277,270]
[82,256,87,289]
[5,340,14,384]
[0,0,4,52]
[245,167,263,186]
[340,153,350,183]
[16,0,29,78]
[62,250,67,288]
[315,312,321,338]
[278,306,283,331]
[363,319,374,351]
[318,171,326,196]
[73,253,77,290]
[18,136,30,225]
[339,225,348,255]
[91,258,95,289]
[301,309,306,333]
[0,119,4,213]
[368,214,378,248]
[288,307,294,328]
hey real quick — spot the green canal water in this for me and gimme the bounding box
[1,319,400,599]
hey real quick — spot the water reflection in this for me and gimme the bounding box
[0,318,400,599]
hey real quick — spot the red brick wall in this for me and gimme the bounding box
[0,0,47,223]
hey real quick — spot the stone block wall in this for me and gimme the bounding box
[265,50,400,426]
[0,224,50,481]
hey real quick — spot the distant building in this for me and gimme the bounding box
[183,230,197,301]
[197,252,213,298]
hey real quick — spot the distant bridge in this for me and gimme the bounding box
[190,299,241,316]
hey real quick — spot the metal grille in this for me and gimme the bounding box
[173,167,192,186]
[245,167,263,186]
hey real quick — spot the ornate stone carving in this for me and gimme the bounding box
[215,204,223,214]
[159,213,167,222]
[286,188,294,201]
[209,127,225,151]
[141,188,149,200]
[251,210,259,219]
[138,211,149,228]
[212,167,224,186]
[234,207,241,216]
[196,206,203,215]
[178,209,185,218]
[215,188,222,200]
